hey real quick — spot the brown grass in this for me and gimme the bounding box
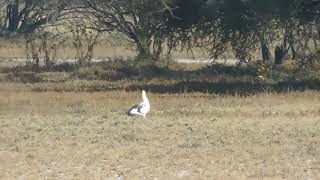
[0,87,320,179]
[1,40,320,179]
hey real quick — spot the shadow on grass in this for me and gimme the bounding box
[30,79,320,96]
[2,62,77,73]
[2,61,256,82]
[125,79,320,95]
[2,61,320,95]
[78,79,317,95]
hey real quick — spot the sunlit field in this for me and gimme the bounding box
[0,84,319,179]
[2,0,320,179]
[0,40,320,179]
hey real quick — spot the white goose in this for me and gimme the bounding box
[128,90,150,118]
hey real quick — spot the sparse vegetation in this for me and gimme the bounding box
[0,88,320,179]
[1,44,320,180]
[0,0,320,179]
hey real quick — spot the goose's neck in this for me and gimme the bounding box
[142,94,149,103]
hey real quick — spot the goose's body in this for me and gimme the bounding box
[128,90,150,118]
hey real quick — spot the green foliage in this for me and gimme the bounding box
[169,0,206,28]
[188,0,320,67]
[2,0,320,75]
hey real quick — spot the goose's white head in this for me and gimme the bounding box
[142,90,148,102]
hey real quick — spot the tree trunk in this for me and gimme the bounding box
[151,38,163,60]
[136,37,152,60]
[274,29,294,65]
[291,45,296,60]
[274,45,286,65]
[137,45,150,59]
[135,36,162,60]
[257,30,272,63]
[261,43,272,63]
[42,33,52,68]
[7,0,20,32]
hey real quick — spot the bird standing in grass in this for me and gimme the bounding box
[128,90,150,118]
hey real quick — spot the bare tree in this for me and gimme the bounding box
[2,0,67,33]
[81,0,173,60]
[25,27,68,69]
[65,16,101,66]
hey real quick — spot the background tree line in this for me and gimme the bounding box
[0,0,320,69]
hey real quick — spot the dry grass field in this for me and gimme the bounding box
[0,85,320,179]
[1,38,320,179]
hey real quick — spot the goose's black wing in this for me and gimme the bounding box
[127,103,143,115]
